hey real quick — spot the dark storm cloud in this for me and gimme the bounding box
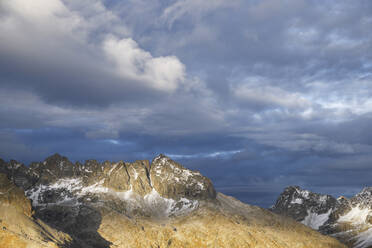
[0,0,186,107]
[1,0,372,207]
[0,51,164,107]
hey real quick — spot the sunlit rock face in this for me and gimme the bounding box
[150,154,216,200]
[272,186,372,248]
[0,155,345,248]
[0,173,71,248]
[0,173,32,217]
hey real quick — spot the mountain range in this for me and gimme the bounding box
[0,154,345,248]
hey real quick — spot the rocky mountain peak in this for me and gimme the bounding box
[43,153,73,168]
[359,187,372,194]
[8,160,25,170]
[273,186,372,248]
[150,154,216,200]
[44,153,67,162]
[352,187,372,207]
[272,185,337,230]
[152,153,168,163]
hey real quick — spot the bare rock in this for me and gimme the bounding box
[150,154,216,200]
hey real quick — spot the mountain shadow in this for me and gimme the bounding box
[35,204,112,248]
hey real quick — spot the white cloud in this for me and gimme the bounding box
[2,0,68,20]
[0,0,186,93]
[0,0,86,42]
[303,78,372,121]
[161,0,238,28]
[103,37,185,92]
[232,79,310,109]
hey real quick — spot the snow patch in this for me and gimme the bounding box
[13,163,22,169]
[26,179,83,206]
[301,208,332,230]
[79,180,108,195]
[115,185,134,201]
[295,188,310,199]
[354,227,372,248]
[319,195,328,203]
[132,168,139,180]
[25,178,198,217]
[300,190,310,199]
[108,163,118,176]
[197,182,205,190]
[144,188,175,216]
[338,206,370,225]
[182,170,193,179]
[153,155,169,166]
[291,198,303,204]
[176,197,199,214]
[144,188,198,217]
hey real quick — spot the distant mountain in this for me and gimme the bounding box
[272,186,372,248]
[0,154,345,248]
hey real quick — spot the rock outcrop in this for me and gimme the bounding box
[0,154,346,248]
[0,173,71,248]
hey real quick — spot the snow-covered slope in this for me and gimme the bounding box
[272,186,372,248]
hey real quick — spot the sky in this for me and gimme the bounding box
[1,0,372,207]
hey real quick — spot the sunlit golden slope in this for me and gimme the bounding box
[0,174,71,248]
[96,193,345,248]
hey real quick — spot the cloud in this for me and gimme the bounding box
[161,0,239,28]
[247,132,368,155]
[232,77,311,110]
[0,0,187,106]
[0,131,36,161]
[103,37,185,92]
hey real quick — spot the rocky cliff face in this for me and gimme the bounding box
[0,154,345,248]
[271,186,338,229]
[272,186,372,248]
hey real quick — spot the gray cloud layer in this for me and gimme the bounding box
[1,0,372,207]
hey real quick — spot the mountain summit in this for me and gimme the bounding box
[0,155,345,248]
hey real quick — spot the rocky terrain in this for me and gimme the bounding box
[272,186,372,248]
[0,173,71,247]
[0,154,345,248]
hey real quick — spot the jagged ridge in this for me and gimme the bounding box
[1,153,216,218]
[272,186,372,248]
[0,155,346,248]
